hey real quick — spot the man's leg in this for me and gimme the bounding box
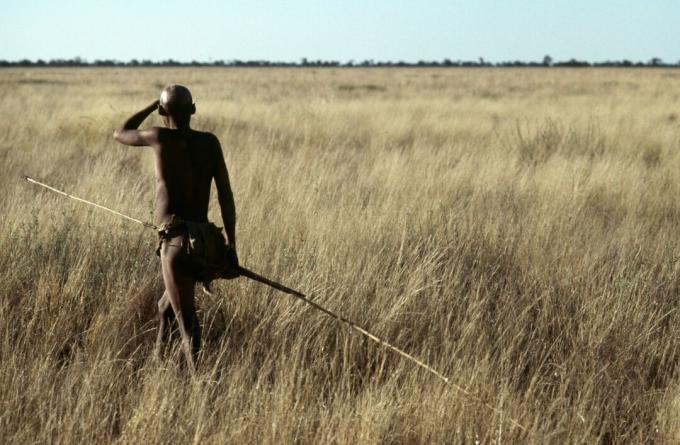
[154,291,175,359]
[160,236,199,374]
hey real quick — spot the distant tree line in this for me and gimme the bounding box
[1,55,678,68]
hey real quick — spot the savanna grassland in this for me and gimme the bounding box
[1,67,680,444]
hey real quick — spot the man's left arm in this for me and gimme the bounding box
[113,100,161,146]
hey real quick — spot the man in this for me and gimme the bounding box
[113,85,238,373]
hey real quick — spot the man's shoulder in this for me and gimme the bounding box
[193,131,222,156]
[154,128,220,146]
[147,126,171,143]
[193,130,220,144]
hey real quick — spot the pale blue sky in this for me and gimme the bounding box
[1,1,678,63]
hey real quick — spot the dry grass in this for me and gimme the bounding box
[1,67,680,443]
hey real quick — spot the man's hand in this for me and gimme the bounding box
[225,244,239,269]
[222,244,240,279]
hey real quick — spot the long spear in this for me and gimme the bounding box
[22,175,527,431]
[22,175,448,380]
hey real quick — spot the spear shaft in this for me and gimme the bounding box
[23,175,446,375]
[23,175,156,229]
[23,175,450,381]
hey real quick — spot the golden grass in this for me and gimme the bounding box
[1,67,680,443]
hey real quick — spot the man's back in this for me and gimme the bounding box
[153,129,218,224]
[112,87,236,248]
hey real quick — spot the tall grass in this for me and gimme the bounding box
[1,67,680,443]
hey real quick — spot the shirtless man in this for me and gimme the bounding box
[113,85,238,373]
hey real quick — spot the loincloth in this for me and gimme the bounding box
[157,215,238,284]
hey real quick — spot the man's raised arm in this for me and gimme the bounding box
[213,138,237,249]
[113,100,161,147]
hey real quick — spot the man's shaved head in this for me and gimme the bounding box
[158,84,195,127]
[160,84,193,113]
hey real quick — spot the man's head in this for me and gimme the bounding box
[159,84,195,127]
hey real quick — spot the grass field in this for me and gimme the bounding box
[1,67,680,443]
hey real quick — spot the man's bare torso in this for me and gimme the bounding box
[153,128,219,224]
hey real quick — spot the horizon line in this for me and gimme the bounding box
[1,55,678,68]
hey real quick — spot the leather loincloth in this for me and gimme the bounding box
[157,215,238,284]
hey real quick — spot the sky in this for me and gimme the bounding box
[1,0,678,63]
